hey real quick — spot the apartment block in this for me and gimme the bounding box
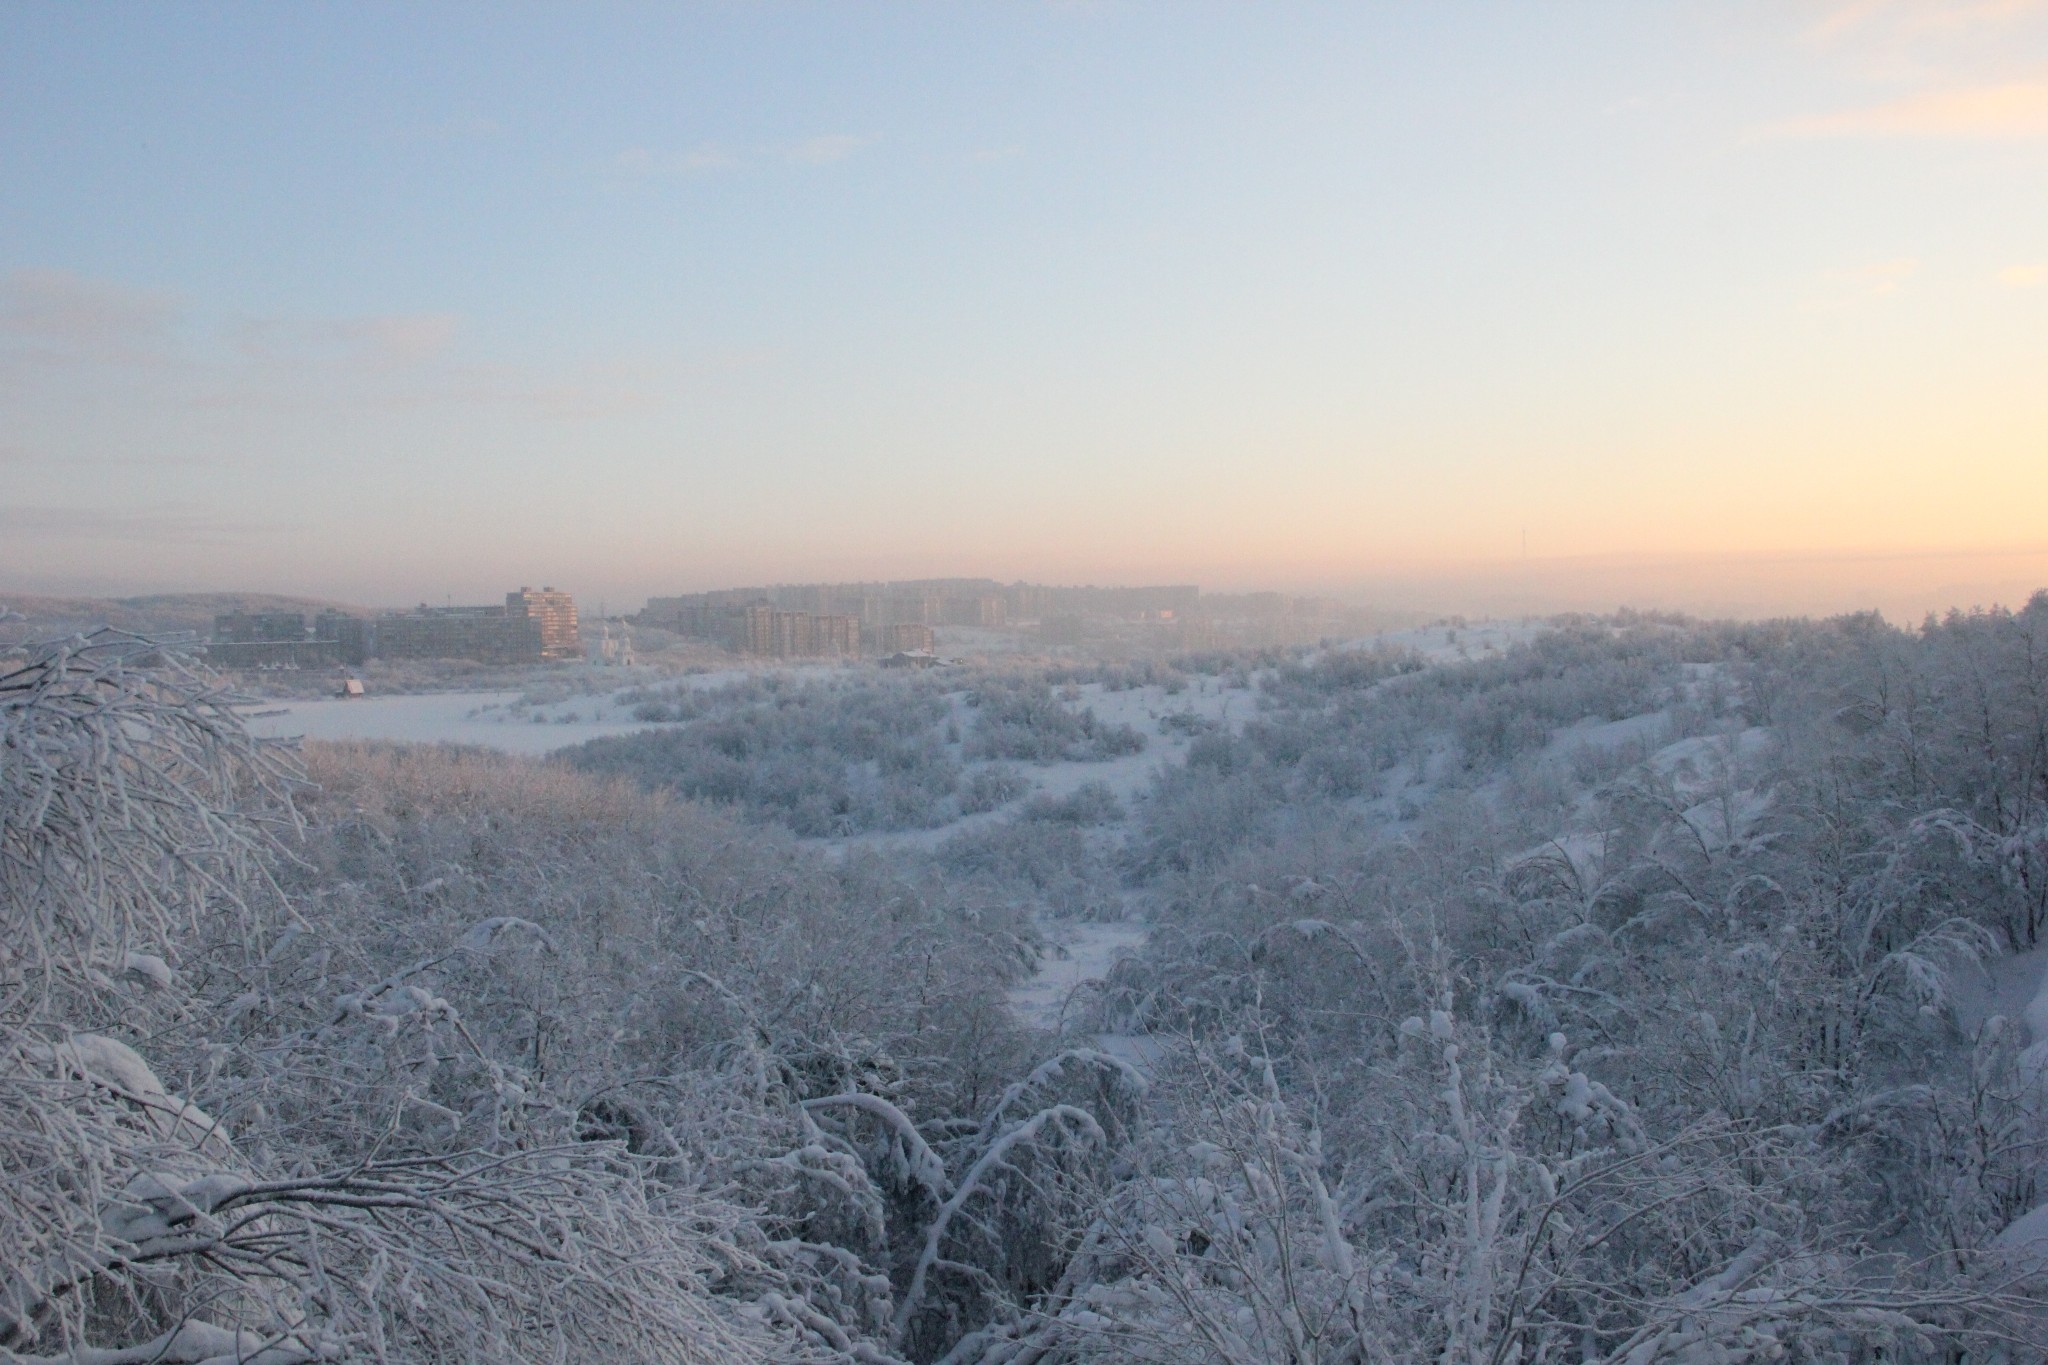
[509,587,581,659]
[270,587,587,666]
[207,610,340,668]
[372,606,535,663]
[214,610,310,643]
[736,605,860,659]
[883,622,935,653]
[636,578,1220,653]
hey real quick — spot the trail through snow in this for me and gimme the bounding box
[1988,946,2048,1257]
[1008,918,1147,1034]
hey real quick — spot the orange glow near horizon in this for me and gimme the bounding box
[2,4,2046,619]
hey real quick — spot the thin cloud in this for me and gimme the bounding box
[412,114,500,141]
[6,267,673,423]
[231,313,461,370]
[608,135,872,179]
[365,346,775,420]
[186,346,692,422]
[968,144,1026,163]
[0,443,218,469]
[1810,0,2046,40]
[1771,81,2048,137]
[1844,256,1920,294]
[609,145,740,179]
[784,133,872,165]
[344,313,460,364]
[0,506,278,543]
[2000,262,2048,286]
[1805,256,1920,310]
[357,359,666,420]
[0,269,181,351]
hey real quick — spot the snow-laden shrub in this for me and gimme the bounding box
[966,680,1146,763]
[565,675,963,834]
[940,818,1123,921]
[960,763,1030,814]
[0,634,786,1363]
[1020,782,1124,827]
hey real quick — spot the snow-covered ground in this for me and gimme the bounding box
[1021,677,1256,803]
[243,691,662,755]
[247,668,1263,821]
[1007,911,1168,1075]
[828,676,1262,853]
[982,680,1257,1036]
[241,664,856,755]
[1957,946,2048,1042]
[1344,619,1547,664]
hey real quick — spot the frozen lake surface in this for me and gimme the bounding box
[243,691,660,755]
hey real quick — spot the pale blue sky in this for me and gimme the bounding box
[3,2,2046,610]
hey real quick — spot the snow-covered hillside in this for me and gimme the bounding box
[13,604,2048,1364]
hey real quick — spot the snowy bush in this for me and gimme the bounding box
[960,763,1031,815]
[1020,781,1124,826]
[967,679,1147,763]
[0,635,788,1363]
[564,674,964,834]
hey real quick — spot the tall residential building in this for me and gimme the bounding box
[508,587,581,660]
[813,613,860,656]
[737,605,860,659]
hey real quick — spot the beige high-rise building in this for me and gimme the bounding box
[736,605,859,659]
[509,587,581,660]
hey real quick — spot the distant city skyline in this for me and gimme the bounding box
[4,3,2046,620]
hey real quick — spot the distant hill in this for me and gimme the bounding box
[0,591,375,641]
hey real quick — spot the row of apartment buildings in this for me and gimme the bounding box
[729,606,934,660]
[210,588,580,668]
[638,579,1196,658]
[641,582,1004,640]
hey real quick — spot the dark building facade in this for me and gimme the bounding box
[220,588,582,668]
[214,611,309,643]
[371,606,531,663]
[640,579,1198,642]
[316,610,371,666]
[366,588,580,664]
[207,611,341,668]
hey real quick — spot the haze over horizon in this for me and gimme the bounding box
[5,3,2046,620]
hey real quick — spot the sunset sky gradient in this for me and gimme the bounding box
[3,2,2046,616]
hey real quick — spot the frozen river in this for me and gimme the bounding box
[242,691,658,756]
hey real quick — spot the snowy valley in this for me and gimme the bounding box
[7,602,2048,1363]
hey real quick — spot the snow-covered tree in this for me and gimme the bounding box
[0,634,783,1362]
